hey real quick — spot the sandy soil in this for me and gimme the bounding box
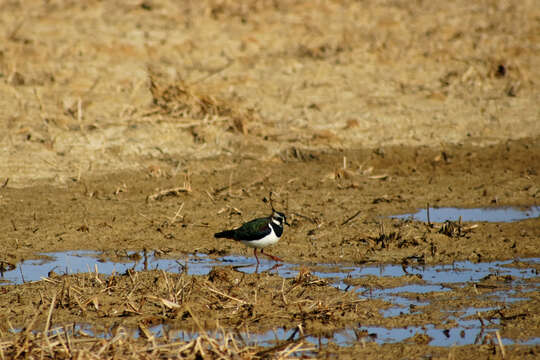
[0,0,539,358]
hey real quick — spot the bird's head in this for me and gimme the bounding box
[267,191,290,226]
[271,210,290,226]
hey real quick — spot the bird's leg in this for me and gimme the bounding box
[260,249,283,262]
[253,248,260,265]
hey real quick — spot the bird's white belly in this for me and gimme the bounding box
[241,225,280,249]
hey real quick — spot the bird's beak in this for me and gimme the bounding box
[285,220,291,226]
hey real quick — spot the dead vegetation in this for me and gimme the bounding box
[0,267,383,339]
[0,322,311,359]
[2,255,538,359]
[147,68,255,135]
[0,265,385,358]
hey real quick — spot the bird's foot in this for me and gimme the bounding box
[261,251,283,262]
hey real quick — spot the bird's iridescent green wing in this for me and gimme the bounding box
[234,217,271,241]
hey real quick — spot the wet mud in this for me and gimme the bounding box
[1,126,540,360]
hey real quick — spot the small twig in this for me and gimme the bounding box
[1,178,9,188]
[496,331,506,358]
[367,174,388,180]
[341,209,362,225]
[293,212,317,224]
[139,212,153,223]
[477,311,485,327]
[255,332,310,357]
[186,307,206,334]
[182,223,210,227]
[19,265,25,284]
[248,171,271,189]
[8,19,25,40]
[427,202,431,226]
[55,326,70,356]
[170,202,185,224]
[44,293,57,334]
[33,88,46,121]
[147,186,191,201]
[280,278,288,305]
[278,341,314,358]
[205,190,215,203]
[148,296,181,309]
[205,283,247,304]
[77,97,83,122]
[214,180,242,195]
[194,337,206,358]
[228,172,233,197]
[189,58,234,85]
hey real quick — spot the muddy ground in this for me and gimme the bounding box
[0,0,539,358]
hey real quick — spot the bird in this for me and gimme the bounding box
[214,209,289,264]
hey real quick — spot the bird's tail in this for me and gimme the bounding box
[214,230,235,239]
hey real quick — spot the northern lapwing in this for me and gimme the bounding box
[214,209,289,264]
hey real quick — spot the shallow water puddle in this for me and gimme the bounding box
[1,251,538,346]
[392,206,540,223]
[143,322,523,347]
[3,251,537,286]
[61,318,534,349]
[68,319,535,348]
[0,251,220,284]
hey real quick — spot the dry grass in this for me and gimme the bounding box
[147,67,254,135]
[1,0,540,186]
[0,268,326,359]
[0,323,312,359]
[0,266,381,359]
